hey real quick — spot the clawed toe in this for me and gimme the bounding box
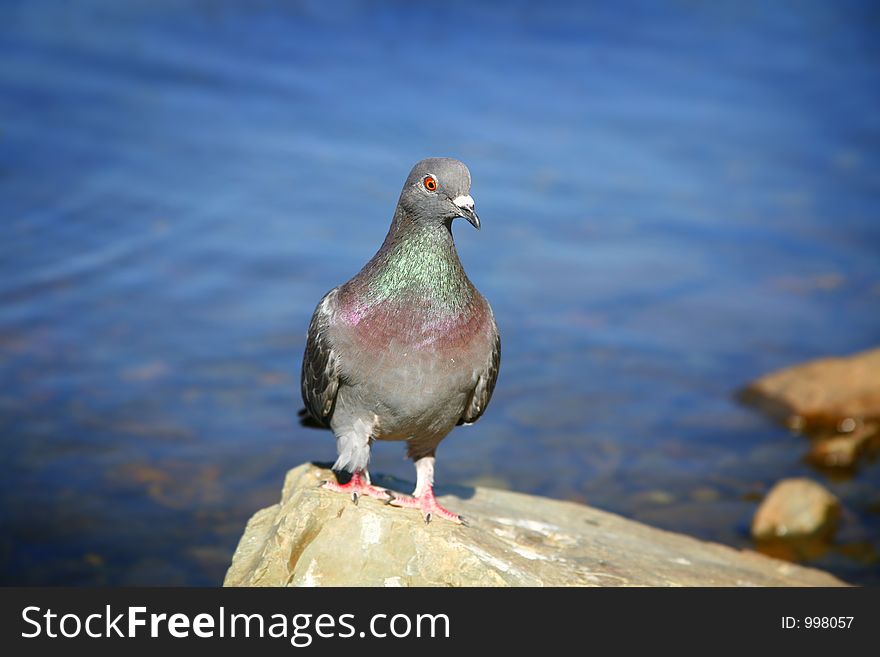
[319,471,391,504]
[388,487,464,525]
[320,473,465,525]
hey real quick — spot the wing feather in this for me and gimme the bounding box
[300,289,341,427]
[459,328,501,425]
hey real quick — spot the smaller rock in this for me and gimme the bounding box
[806,422,878,469]
[751,478,840,541]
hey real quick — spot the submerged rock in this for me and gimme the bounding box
[751,478,840,541]
[740,347,880,431]
[741,348,880,472]
[806,422,879,469]
[224,464,845,587]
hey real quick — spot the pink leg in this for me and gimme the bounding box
[320,470,392,505]
[389,485,466,525]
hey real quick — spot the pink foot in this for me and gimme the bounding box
[320,471,392,505]
[389,486,467,525]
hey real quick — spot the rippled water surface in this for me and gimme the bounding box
[2,0,879,585]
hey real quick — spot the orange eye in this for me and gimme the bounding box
[423,176,437,191]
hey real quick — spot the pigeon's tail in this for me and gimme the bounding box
[298,407,328,430]
[332,422,373,474]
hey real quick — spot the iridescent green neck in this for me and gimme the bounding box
[356,214,474,312]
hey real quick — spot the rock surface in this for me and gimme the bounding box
[224,464,846,587]
[740,347,880,431]
[751,478,841,541]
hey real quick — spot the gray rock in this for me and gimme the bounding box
[751,478,841,541]
[224,464,846,587]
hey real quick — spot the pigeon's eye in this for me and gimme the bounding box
[423,176,438,192]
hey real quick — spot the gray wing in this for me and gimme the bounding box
[459,329,501,425]
[300,289,341,427]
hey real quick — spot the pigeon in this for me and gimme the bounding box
[300,157,500,524]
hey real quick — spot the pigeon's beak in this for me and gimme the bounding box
[452,194,480,230]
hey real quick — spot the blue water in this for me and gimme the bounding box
[1,0,878,585]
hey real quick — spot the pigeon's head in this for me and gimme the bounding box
[397,157,480,230]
